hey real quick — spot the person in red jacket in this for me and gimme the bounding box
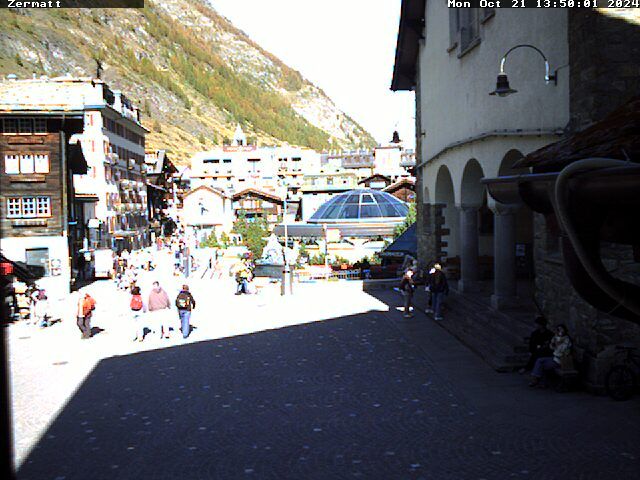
[77,292,96,339]
[130,286,146,342]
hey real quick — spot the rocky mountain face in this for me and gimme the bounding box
[0,0,375,163]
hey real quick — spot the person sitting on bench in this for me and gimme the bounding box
[529,324,572,387]
[519,316,553,374]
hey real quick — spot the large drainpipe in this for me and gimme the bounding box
[483,161,640,322]
[554,158,640,320]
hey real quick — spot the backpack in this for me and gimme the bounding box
[82,295,96,317]
[130,295,143,311]
[176,291,190,309]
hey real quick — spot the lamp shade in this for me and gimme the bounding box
[489,74,517,97]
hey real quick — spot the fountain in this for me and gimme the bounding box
[254,234,285,278]
[253,234,301,278]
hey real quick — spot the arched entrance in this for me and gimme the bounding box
[491,150,535,309]
[458,159,485,292]
[435,165,459,270]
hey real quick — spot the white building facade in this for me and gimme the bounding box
[393,4,569,307]
[180,185,233,244]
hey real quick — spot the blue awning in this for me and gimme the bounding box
[380,223,416,258]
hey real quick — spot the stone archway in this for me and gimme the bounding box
[435,165,459,269]
[458,159,485,292]
[491,149,536,309]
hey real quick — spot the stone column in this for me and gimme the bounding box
[458,205,480,292]
[491,203,519,309]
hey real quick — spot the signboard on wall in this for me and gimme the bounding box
[326,228,341,243]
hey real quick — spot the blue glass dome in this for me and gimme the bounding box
[308,189,408,223]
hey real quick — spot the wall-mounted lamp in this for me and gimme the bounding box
[489,44,557,97]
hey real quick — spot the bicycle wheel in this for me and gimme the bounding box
[605,365,636,401]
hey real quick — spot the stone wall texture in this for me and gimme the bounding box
[529,9,640,392]
[534,214,640,392]
[568,9,640,131]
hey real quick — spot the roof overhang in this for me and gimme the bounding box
[274,222,400,239]
[232,188,283,204]
[391,0,426,91]
[75,193,100,203]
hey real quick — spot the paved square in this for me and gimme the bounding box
[9,277,640,479]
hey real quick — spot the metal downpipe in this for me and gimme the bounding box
[554,158,640,320]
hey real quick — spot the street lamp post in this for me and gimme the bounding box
[280,179,292,295]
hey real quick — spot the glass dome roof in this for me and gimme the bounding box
[308,189,409,223]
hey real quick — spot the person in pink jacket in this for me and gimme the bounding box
[148,281,172,339]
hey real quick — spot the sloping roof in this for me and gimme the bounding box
[145,150,177,176]
[358,174,392,185]
[383,178,415,194]
[182,185,228,200]
[391,0,426,91]
[232,187,283,204]
[380,223,417,258]
[515,97,640,171]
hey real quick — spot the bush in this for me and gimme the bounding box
[331,255,350,268]
[220,232,230,248]
[200,231,220,248]
[308,253,326,265]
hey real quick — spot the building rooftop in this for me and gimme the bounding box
[308,189,408,224]
[0,75,143,126]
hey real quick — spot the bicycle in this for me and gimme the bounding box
[605,346,640,401]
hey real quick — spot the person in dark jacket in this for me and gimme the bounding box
[428,263,449,321]
[399,269,416,318]
[519,316,554,374]
[175,284,196,339]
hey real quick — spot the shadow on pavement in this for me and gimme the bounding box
[15,301,640,480]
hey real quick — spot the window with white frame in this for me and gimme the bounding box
[20,154,34,174]
[22,197,36,217]
[4,153,48,174]
[7,198,21,218]
[36,197,51,216]
[34,154,49,173]
[5,196,52,218]
[4,154,19,174]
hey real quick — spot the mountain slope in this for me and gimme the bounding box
[0,1,375,162]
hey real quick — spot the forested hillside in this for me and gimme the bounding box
[0,0,376,162]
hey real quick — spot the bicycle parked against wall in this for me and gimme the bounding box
[605,346,640,401]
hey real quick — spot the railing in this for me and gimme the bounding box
[294,268,363,282]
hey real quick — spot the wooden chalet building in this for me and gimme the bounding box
[0,114,88,298]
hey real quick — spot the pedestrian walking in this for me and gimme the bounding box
[399,269,415,318]
[28,286,40,325]
[428,263,449,321]
[33,289,50,328]
[234,259,251,295]
[130,286,146,342]
[175,284,196,339]
[76,292,96,339]
[148,281,172,339]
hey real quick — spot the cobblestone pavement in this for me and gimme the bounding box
[9,273,640,479]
